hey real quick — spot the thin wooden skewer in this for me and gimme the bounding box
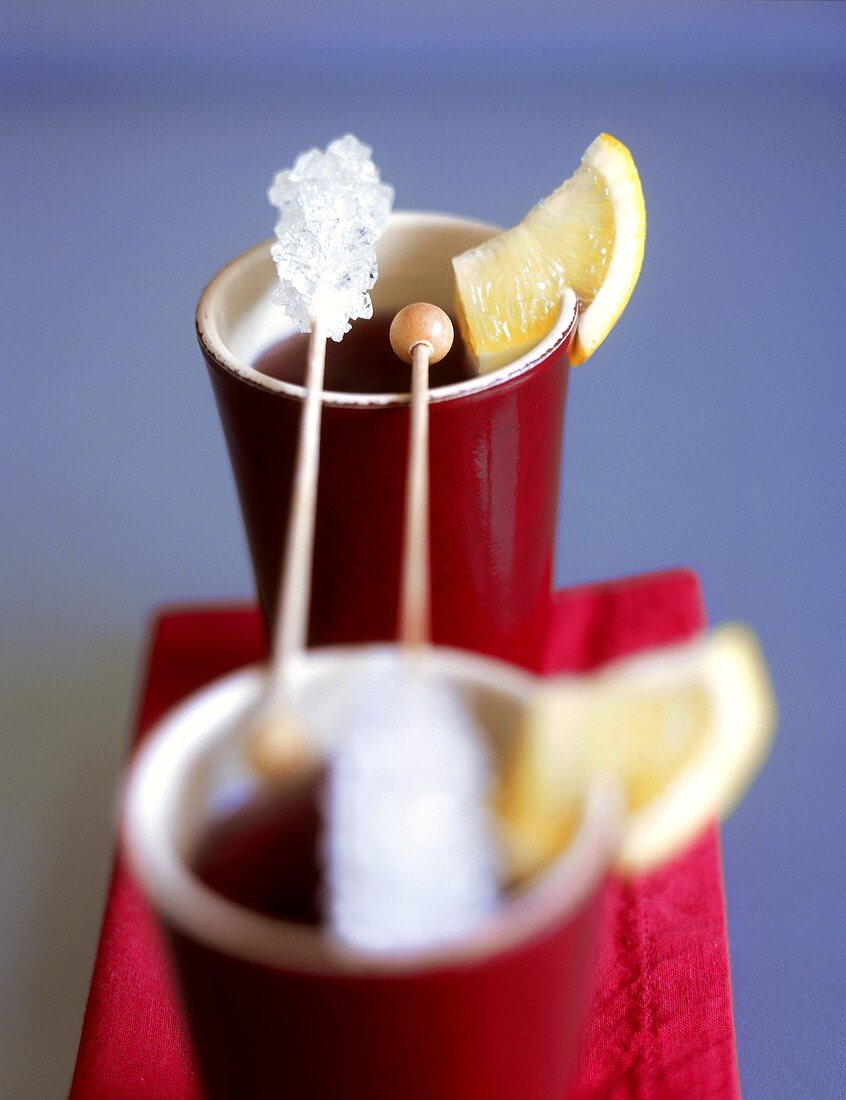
[249,318,327,777]
[271,317,327,678]
[400,341,431,646]
[390,304,455,648]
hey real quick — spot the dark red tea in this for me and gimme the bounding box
[195,781,532,938]
[194,785,323,925]
[252,314,472,393]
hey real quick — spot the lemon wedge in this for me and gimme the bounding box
[497,626,775,880]
[453,133,646,371]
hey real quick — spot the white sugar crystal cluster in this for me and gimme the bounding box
[325,655,500,953]
[267,134,394,341]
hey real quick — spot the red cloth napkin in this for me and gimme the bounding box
[69,570,739,1099]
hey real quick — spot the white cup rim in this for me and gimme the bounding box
[122,644,621,976]
[196,211,577,409]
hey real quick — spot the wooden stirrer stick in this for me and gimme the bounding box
[389,304,455,647]
[272,317,327,671]
[249,318,327,777]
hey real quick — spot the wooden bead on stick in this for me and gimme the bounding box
[390,303,454,365]
[248,710,319,779]
[390,303,454,648]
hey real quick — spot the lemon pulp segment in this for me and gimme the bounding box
[454,133,644,372]
[497,626,775,881]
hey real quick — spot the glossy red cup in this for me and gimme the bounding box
[197,213,577,668]
[123,646,620,1100]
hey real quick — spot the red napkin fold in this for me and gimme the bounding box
[69,570,739,1099]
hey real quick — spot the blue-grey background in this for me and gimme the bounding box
[2,2,844,1096]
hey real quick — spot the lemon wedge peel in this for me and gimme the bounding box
[616,626,774,872]
[496,625,776,881]
[568,133,646,365]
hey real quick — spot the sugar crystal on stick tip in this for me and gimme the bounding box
[268,134,394,340]
[323,305,499,954]
[325,655,500,953]
[250,136,394,778]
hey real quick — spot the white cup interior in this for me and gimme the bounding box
[123,644,621,976]
[196,211,577,407]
